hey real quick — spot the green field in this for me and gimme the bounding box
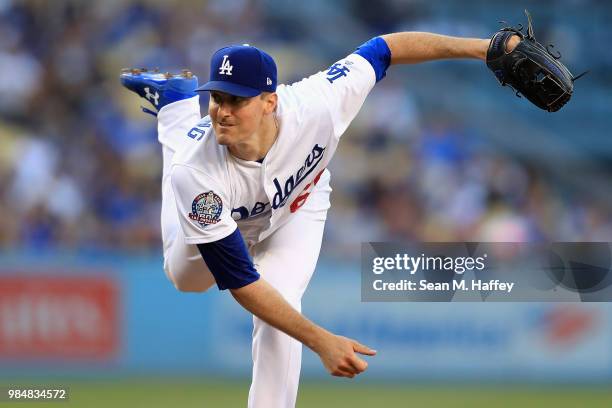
[5,379,612,408]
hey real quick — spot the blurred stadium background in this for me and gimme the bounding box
[1,0,611,406]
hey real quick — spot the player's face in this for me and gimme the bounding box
[208,91,274,146]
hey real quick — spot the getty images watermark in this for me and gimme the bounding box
[371,252,514,293]
[361,243,612,302]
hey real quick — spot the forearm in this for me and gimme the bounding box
[230,278,331,352]
[381,32,490,64]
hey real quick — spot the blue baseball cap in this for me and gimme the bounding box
[196,44,277,97]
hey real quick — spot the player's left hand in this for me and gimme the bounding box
[486,10,585,112]
[505,35,520,52]
[313,334,376,378]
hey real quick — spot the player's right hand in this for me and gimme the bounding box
[314,334,376,378]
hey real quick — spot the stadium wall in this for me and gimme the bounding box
[1,251,611,382]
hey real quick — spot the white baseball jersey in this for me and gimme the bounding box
[156,37,391,408]
[167,52,377,246]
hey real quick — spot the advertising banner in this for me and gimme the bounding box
[0,275,119,360]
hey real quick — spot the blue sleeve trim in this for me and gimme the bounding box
[197,227,260,290]
[354,37,391,83]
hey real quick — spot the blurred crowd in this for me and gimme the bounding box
[0,0,610,252]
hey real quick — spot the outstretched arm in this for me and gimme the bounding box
[381,32,519,64]
[194,230,376,378]
[231,279,376,378]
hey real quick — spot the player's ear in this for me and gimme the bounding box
[261,92,277,114]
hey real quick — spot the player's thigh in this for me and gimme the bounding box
[252,181,331,300]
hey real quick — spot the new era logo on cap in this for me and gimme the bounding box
[196,44,277,97]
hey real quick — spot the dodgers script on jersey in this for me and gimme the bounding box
[163,52,376,246]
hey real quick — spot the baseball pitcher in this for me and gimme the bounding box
[121,11,578,408]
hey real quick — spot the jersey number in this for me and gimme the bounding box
[290,169,325,213]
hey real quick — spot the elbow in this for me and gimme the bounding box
[229,278,261,305]
[379,34,397,64]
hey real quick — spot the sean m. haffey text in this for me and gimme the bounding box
[372,253,488,275]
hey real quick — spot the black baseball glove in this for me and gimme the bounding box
[486,10,587,112]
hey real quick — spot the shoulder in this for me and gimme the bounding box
[172,124,227,177]
[170,146,229,201]
[169,162,231,215]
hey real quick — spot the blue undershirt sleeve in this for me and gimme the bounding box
[196,227,260,290]
[353,36,392,83]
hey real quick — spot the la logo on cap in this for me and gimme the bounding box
[266,77,272,85]
[219,55,233,76]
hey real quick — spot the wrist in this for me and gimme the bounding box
[307,327,334,353]
[480,38,491,61]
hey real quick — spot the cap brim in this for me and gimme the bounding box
[195,81,261,97]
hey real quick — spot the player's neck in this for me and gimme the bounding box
[228,115,279,162]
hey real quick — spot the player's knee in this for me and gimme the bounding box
[172,273,213,293]
[164,265,213,293]
[172,276,213,292]
[173,280,210,293]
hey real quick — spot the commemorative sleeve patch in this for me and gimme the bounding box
[188,191,223,227]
